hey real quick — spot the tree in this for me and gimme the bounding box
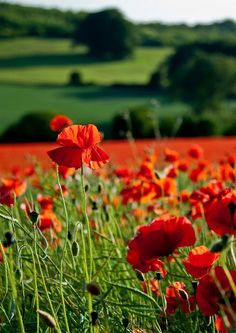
[74,9,137,60]
[166,48,236,113]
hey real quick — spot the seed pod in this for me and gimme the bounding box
[154,170,161,179]
[86,282,101,296]
[72,241,79,256]
[91,311,98,326]
[37,310,56,328]
[29,211,39,224]
[91,201,98,211]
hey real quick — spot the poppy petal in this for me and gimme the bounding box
[76,124,102,149]
[87,146,109,169]
[47,147,82,168]
[57,125,80,147]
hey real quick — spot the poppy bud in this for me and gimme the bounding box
[37,310,56,328]
[29,211,39,224]
[155,271,162,280]
[179,289,189,300]
[86,282,101,296]
[4,231,15,247]
[91,201,98,211]
[91,311,98,326]
[122,318,129,328]
[15,268,22,281]
[97,183,103,194]
[67,231,73,241]
[209,235,229,253]
[72,241,79,256]
[84,184,90,193]
[135,269,144,281]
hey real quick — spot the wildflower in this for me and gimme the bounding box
[50,114,73,132]
[164,148,179,163]
[205,191,236,236]
[188,144,204,159]
[48,124,109,169]
[0,177,27,206]
[166,281,195,315]
[196,266,236,332]
[183,245,220,279]
[127,216,195,273]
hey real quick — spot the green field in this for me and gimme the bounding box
[0,84,190,138]
[0,38,234,140]
[0,38,172,85]
[0,38,181,137]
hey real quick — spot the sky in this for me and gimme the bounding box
[3,0,236,24]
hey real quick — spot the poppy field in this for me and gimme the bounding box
[0,118,236,333]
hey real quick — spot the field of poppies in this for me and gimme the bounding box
[0,117,235,333]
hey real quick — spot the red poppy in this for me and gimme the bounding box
[188,144,204,159]
[164,148,179,163]
[205,191,236,236]
[37,194,53,210]
[127,216,196,273]
[196,266,236,325]
[50,115,73,132]
[48,124,109,169]
[39,210,62,233]
[166,281,196,315]
[0,177,27,206]
[183,245,220,279]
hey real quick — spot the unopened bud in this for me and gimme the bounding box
[86,282,101,296]
[29,211,39,224]
[72,241,79,256]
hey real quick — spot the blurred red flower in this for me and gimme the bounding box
[188,144,204,159]
[164,148,179,163]
[166,281,195,315]
[205,191,236,236]
[48,124,109,169]
[50,115,73,132]
[127,216,196,273]
[0,177,27,206]
[196,266,236,332]
[183,245,220,279]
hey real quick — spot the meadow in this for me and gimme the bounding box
[0,121,235,333]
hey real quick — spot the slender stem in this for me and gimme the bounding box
[80,165,93,333]
[56,166,71,333]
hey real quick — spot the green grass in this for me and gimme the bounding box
[0,84,189,138]
[0,38,172,85]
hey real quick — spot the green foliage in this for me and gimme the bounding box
[0,2,84,38]
[112,106,156,139]
[0,111,57,142]
[74,9,137,59]
[68,71,84,86]
[169,51,236,113]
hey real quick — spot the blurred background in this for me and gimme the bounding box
[0,0,236,142]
